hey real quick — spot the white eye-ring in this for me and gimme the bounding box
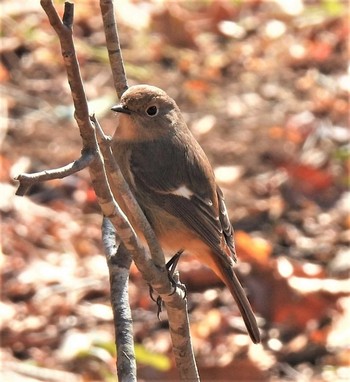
[146,105,158,117]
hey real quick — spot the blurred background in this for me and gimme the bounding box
[1,0,349,381]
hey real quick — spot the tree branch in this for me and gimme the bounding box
[14,151,95,196]
[99,0,128,98]
[40,0,95,150]
[102,217,136,382]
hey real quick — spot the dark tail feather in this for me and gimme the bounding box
[219,263,260,344]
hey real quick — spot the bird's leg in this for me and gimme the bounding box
[148,284,158,302]
[166,249,183,277]
[148,285,164,319]
[167,249,187,297]
[148,249,186,319]
[148,249,183,301]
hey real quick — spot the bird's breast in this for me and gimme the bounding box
[113,114,140,141]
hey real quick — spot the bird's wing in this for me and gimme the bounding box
[129,136,234,259]
[217,185,237,261]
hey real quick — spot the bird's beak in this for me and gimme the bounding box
[111,104,131,115]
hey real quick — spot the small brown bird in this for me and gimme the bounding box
[111,85,260,344]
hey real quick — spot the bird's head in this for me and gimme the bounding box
[112,85,183,142]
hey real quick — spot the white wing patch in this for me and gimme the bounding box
[171,185,193,199]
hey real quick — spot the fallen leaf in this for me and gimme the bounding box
[235,231,272,265]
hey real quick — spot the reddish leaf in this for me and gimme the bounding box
[184,79,210,93]
[284,163,333,193]
[0,63,9,82]
[308,41,333,62]
[235,231,272,265]
[268,126,305,144]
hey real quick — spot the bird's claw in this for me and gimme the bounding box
[148,284,164,319]
[148,249,186,318]
[167,272,187,298]
[166,249,186,298]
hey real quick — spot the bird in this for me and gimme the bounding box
[111,84,260,344]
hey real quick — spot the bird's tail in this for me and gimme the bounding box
[214,256,261,344]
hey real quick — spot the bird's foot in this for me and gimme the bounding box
[148,249,186,319]
[148,285,163,319]
[166,249,186,297]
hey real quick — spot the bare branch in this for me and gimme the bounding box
[102,218,136,382]
[162,296,200,380]
[62,1,74,28]
[40,0,95,150]
[3,361,80,382]
[15,151,95,196]
[40,0,67,33]
[99,0,128,98]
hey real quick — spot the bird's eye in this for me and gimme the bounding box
[146,105,158,117]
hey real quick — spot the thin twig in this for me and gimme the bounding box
[99,0,128,98]
[40,0,95,149]
[3,361,80,382]
[15,151,95,196]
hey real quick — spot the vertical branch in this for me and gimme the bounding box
[163,296,200,381]
[102,218,136,382]
[40,0,95,150]
[100,0,128,98]
[98,2,137,379]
